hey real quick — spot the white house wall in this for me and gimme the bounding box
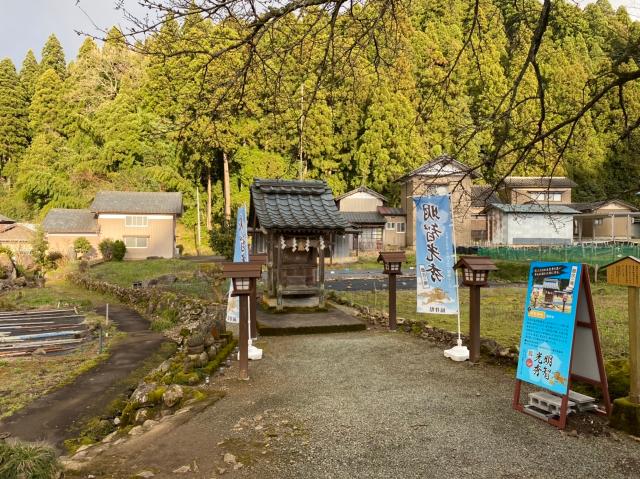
[506,213,573,245]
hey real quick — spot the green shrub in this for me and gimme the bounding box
[73,237,92,257]
[99,239,115,261]
[112,240,126,261]
[0,440,60,479]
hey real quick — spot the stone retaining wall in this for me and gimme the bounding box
[67,272,225,340]
[329,294,519,363]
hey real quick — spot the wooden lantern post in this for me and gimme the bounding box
[377,251,406,331]
[249,253,268,340]
[453,256,498,363]
[222,262,262,380]
[605,256,640,404]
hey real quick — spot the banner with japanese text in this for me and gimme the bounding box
[414,195,459,315]
[515,262,582,395]
[225,206,249,324]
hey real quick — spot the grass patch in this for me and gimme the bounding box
[0,342,114,419]
[0,440,60,479]
[334,283,630,360]
[88,259,200,287]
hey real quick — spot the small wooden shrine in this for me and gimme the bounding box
[249,179,349,309]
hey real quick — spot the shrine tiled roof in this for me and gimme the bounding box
[250,179,349,232]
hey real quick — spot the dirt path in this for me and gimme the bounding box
[78,329,640,479]
[0,305,167,450]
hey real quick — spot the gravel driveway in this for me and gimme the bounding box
[82,330,640,478]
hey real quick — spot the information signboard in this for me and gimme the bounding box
[513,262,611,429]
[516,262,582,395]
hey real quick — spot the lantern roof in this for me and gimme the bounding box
[453,256,498,272]
[377,251,407,264]
[222,262,263,279]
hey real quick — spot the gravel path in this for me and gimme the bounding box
[81,329,640,478]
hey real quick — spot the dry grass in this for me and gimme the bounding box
[335,283,630,359]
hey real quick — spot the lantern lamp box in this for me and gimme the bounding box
[512,261,611,429]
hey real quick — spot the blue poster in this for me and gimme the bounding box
[516,262,582,394]
[414,195,459,315]
[225,206,249,324]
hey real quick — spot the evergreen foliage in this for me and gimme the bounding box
[0,0,639,229]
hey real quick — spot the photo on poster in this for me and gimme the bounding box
[516,262,582,395]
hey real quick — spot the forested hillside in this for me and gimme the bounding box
[0,0,639,235]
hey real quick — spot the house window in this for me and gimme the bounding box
[124,236,148,248]
[385,222,395,230]
[528,191,563,202]
[594,219,603,226]
[125,215,148,227]
[396,222,406,233]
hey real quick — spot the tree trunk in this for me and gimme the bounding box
[206,164,212,231]
[223,151,231,223]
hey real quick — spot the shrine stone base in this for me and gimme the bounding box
[610,397,640,436]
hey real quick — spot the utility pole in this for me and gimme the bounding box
[196,187,201,253]
[299,83,305,180]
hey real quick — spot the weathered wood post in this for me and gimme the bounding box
[378,251,406,332]
[222,262,262,380]
[453,256,498,363]
[605,256,640,435]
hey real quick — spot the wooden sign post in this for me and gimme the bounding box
[605,256,640,435]
[513,262,611,430]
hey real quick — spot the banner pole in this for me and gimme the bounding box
[448,193,463,347]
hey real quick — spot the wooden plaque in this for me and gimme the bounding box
[605,256,640,288]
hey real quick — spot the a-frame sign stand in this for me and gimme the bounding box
[513,265,612,429]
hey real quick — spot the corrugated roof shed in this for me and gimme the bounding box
[250,179,349,232]
[43,209,99,234]
[485,204,578,215]
[341,211,386,225]
[90,191,183,215]
[568,200,638,213]
[502,176,577,188]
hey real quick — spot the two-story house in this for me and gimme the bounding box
[43,191,183,259]
[335,186,406,253]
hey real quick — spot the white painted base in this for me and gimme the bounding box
[238,340,263,361]
[444,340,469,362]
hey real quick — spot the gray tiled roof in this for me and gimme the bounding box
[485,203,579,215]
[341,211,386,225]
[43,209,98,233]
[470,186,502,208]
[396,154,480,182]
[377,206,405,216]
[250,179,349,232]
[502,176,577,188]
[0,213,15,223]
[90,191,183,215]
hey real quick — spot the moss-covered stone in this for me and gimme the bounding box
[610,397,640,436]
[605,359,630,400]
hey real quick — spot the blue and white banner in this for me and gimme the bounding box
[226,206,249,324]
[414,195,459,315]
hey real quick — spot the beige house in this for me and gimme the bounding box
[499,176,576,204]
[0,214,36,259]
[397,155,478,248]
[571,200,640,241]
[43,192,183,259]
[335,186,406,253]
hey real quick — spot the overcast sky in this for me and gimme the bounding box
[1,0,639,67]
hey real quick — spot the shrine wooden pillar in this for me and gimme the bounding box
[318,235,325,308]
[276,235,283,310]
